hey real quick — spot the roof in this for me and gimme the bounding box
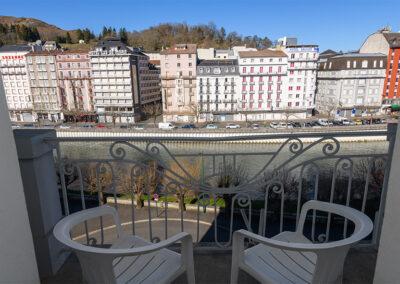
[149,59,160,65]
[384,33,400,48]
[198,59,238,66]
[56,49,90,55]
[0,44,32,53]
[238,49,287,58]
[95,38,130,52]
[26,50,58,56]
[160,44,197,55]
[286,44,318,48]
[319,52,387,71]
[333,52,386,58]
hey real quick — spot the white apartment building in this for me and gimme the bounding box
[316,53,387,117]
[90,39,141,124]
[196,60,240,122]
[90,39,161,123]
[0,45,35,122]
[160,44,197,122]
[26,51,63,121]
[283,45,319,115]
[238,49,302,121]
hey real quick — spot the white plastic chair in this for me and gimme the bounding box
[53,205,195,284]
[230,200,373,284]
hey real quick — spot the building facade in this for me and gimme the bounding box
[136,56,162,107]
[316,53,387,117]
[26,51,63,121]
[283,45,319,115]
[238,50,295,121]
[196,60,240,122]
[90,39,141,124]
[56,50,94,113]
[382,36,400,106]
[160,44,197,122]
[0,45,35,122]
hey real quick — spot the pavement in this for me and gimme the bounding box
[43,246,377,284]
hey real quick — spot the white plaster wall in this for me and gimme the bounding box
[0,77,39,282]
[374,123,400,284]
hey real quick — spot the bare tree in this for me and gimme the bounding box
[189,103,201,124]
[142,102,162,127]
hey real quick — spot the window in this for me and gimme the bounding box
[250,76,254,82]
[290,62,295,67]
[296,86,301,90]
[250,67,254,73]
[278,66,282,73]
[288,102,292,107]
[289,86,293,91]
[242,67,246,73]
[269,67,272,73]
[362,60,368,68]
[347,61,350,68]
[177,63,180,67]
[242,77,246,82]
[177,54,180,59]
[260,67,263,73]
[189,63,192,67]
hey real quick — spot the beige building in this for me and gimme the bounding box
[160,44,197,122]
[56,50,94,114]
[26,51,63,121]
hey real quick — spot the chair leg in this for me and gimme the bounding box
[230,259,239,284]
[186,264,195,284]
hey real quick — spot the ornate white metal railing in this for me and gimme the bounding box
[46,128,395,249]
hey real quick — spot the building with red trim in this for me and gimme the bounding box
[382,36,400,106]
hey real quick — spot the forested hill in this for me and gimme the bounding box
[0,16,273,51]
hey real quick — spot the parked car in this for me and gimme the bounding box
[119,125,128,129]
[205,124,218,129]
[277,122,293,129]
[362,119,371,125]
[317,119,329,126]
[182,124,196,129]
[354,119,362,125]
[82,124,94,128]
[96,124,105,128]
[133,125,145,130]
[251,123,260,130]
[341,119,351,125]
[270,122,279,129]
[290,122,302,128]
[59,125,71,129]
[226,123,240,129]
[332,120,343,126]
[158,122,176,130]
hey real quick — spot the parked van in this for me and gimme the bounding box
[158,122,176,130]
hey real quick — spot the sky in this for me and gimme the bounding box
[1,0,399,51]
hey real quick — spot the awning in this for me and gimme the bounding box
[391,104,400,111]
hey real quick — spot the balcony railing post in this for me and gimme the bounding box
[13,129,68,278]
[374,123,397,246]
